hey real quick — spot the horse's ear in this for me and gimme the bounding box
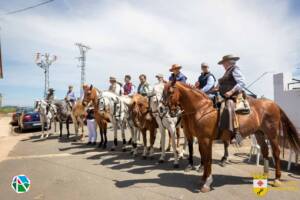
[90,84,93,90]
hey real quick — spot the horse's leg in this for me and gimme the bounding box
[158,119,166,163]
[166,130,171,151]
[40,116,45,138]
[98,124,103,148]
[220,130,231,167]
[170,125,179,168]
[103,122,108,149]
[142,129,148,159]
[111,119,118,151]
[198,138,213,193]
[185,137,195,171]
[66,117,70,138]
[59,121,63,138]
[121,121,126,152]
[268,134,282,187]
[149,128,157,159]
[255,132,269,175]
[132,127,138,157]
[176,127,180,149]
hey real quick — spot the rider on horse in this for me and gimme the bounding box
[196,62,216,99]
[109,77,123,96]
[65,85,76,107]
[169,64,187,83]
[45,88,55,114]
[137,74,152,96]
[123,75,136,96]
[216,54,246,144]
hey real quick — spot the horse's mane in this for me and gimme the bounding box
[176,82,210,100]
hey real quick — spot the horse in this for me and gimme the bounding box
[149,83,183,167]
[131,94,158,159]
[54,100,73,138]
[82,85,135,151]
[34,100,56,138]
[163,81,300,192]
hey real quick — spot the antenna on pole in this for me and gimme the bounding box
[75,43,90,97]
[35,53,57,98]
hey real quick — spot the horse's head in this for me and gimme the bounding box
[163,80,181,116]
[131,94,149,126]
[82,84,98,106]
[34,100,40,112]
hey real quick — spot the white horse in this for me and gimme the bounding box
[149,83,184,167]
[34,100,56,138]
[98,91,135,151]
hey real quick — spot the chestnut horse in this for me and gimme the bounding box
[163,81,300,192]
[131,94,158,158]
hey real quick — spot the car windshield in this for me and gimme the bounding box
[16,107,34,113]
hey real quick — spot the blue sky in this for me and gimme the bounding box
[0,0,300,106]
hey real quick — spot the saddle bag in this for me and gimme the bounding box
[235,92,250,115]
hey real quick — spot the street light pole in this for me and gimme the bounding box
[35,53,57,98]
[75,43,90,97]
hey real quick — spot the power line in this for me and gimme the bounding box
[4,0,55,15]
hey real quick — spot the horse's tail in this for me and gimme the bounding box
[280,108,300,153]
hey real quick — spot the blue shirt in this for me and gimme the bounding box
[169,72,187,83]
[66,91,76,101]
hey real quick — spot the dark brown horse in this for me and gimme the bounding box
[131,94,158,158]
[163,81,300,192]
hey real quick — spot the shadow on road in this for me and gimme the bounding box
[114,173,252,193]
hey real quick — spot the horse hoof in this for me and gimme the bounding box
[184,165,194,172]
[110,148,115,151]
[166,147,171,152]
[219,161,226,167]
[142,156,147,160]
[273,179,282,187]
[158,159,164,164]
[122,148,126,152]
[173,164,179,169]
[200,186,211,193]
[197,167,204,173]
[127,138,132,145]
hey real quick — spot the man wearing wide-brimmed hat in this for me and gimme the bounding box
[215,54,246,146]
[168,64,187,83]
[108,76,123,96]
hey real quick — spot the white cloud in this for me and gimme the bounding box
[1,0,300,105]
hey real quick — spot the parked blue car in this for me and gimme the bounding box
[17,107,45,132]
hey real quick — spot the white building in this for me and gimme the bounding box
[273,73,300,130]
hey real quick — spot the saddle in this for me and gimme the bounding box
[217,92,251,135]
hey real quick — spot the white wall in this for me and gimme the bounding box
[273,73,300,130]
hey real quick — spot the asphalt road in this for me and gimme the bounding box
[0,122,299,200]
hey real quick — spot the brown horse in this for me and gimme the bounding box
[131,94,158,158]
[82,85,110,148]
[163,81,300,192]
[71,100,86,141]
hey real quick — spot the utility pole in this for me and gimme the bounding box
[75,43,90,97]
[35,53,57,98]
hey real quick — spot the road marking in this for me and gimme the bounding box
[5,152,100,160]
